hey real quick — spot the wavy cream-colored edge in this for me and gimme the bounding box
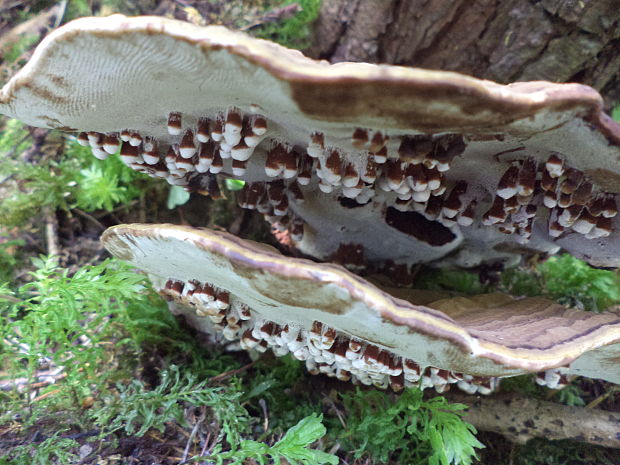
[1,14,618,139]
[101,223,620,373]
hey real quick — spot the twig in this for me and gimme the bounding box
[4,132,31,158]
[72,208,106,230]
[199,431,212,456]
[259,398,269,433]
[328,442,341,456]
[0,371,66,392]
[586,386,620,409]
[53,0,68,28]
[208,361,256,384]
[181,408,206,463]
[43,207,60,256]
[21,232,46,254]
[325,396,347,429]
[31,388,61,402]
[28,375,65,389]
[62,430,100,440]
[197,424,220,463]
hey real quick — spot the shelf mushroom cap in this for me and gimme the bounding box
[2,15,620,267]
[102,223,620,391]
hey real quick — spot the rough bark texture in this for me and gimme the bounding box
[446,392,620,448]
[306,0,620,106]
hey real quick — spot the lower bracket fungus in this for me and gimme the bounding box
[1,15,620,269]
[102,224,620,394]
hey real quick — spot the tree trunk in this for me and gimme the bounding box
[306,0,620,106]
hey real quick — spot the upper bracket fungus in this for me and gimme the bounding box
[1,15,620,268]
[102,223,620,394]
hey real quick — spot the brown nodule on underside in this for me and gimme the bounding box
[385,208,456,246]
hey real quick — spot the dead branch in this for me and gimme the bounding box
[445,392,620,449]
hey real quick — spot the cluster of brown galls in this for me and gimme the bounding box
[78,108,617,249]
[489,155,615,241]
[160,276,568,394]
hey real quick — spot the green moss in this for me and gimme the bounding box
[2,34,39,65]
[0,255,339,464]
[414,268,489,295]
[500,268,543,297]
[0,118,30,154]
[416,254,619,312]
[253,0,322,49]
[2,431,79,465]
[0,240,25,283]
[0,134,154,227]
[330,388,483,464]
[538,255,620,311]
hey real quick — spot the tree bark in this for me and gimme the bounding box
[306,0,620,105]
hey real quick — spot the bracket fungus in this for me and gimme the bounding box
[102,224,620,395]
[1,15,620,269]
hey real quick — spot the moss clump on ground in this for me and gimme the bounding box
[0,255,483,465]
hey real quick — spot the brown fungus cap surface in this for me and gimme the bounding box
[2,15,620,267]
[102,224,620,393]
